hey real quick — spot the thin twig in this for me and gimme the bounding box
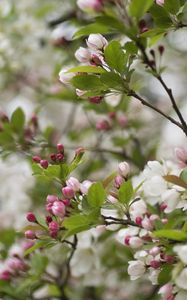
[137,41,187,136]
[129,91,184,131]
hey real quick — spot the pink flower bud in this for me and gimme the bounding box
[158,283,173,299]
[117,115,128,128]
[7,257,26,272]
[96,119,111,131]
[89,96,103,104]
[91,54,103,66]
[25,230,36,240]
[46,203,53,214]
[46,195,59,203]
[118,161,130,178]
[114,175,124,188]
[87,34,108,50]
[22,240,34,250]
[75,47,91,63]
[51,201,66,218]
[149,246,160,256]
[62,199,71,206]
[156,0,164,6]
[59,69,74,85]
[62,186,75,199]
[46,215,53,224]
[150,260,161,269]
[40,160,49,169]
[50,153,57,161]
[57,143,64,153]
[175,147,187,168]
[160,203,167,211]
[49,221,59,238]
[135,216,142,226]
[129,237,143,249]
[32,155,41,163]
[80,180,93,194]
[56,153,64,162]
[0,270,11,281]
[66,177,80,192]
[124,235,130,246]
[142,216,153,230]
[26,212,36,223]
[77,0,103,12]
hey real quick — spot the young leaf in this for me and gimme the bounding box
[11,107,25,132]
[153,229,187,241]
[129,0,154,19]
[180,168,187,184]
[118,180,134,205]
[71,75,105,91]
[67,66,106,74]
[104,41,127,74]
[87,182,106,208]
[74,23,113,39]
[164,0,180,14]
[158,264,173,285]
[163,174,187,189]
[100,72,126,90]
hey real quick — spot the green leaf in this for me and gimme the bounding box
[100,72,126,90]
[24,240,55,256]
[180,168,187,184]
[63,211,99,237]
[95,16,126,33]
[74,23,113,39]
[87,182,106,208]
[11,107,25,132]
[104,41,127,74]
[164,0,180,14]
[158,264,173,285]
[67,66,106,74]
[129,0,154,19]
[150,4,172,28]
[30,253,48,276]
[71,75,105,91]
[153,229,187,241]
[119,180,134,205]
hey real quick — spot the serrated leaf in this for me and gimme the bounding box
[158,264,173,285]
[74,23,112,39]
[67,66,106,74]
[153,229,187,241]
[104,41,127,74]
[100,72,126,90]
[129,0,154,19]
[71,74,105,91]
[11,107,25,132]
[119,180,134,205]
[164,0,180,14]
[87,182,106,208]
[180,168,187,184]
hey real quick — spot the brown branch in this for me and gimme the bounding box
[137,41,187,136]
[129,91,184,131]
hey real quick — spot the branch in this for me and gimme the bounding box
[129,91,184,131]
[137,41,187,136]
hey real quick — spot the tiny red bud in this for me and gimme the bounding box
[40,160,49,169]
[124,236,130,246]
[158,45,164,55]
[26,212,36,223]
[32,155,41,163]
[25,230,36,240]
[57,143,64,153]
[135,216,142,226]
[56,153,64,162]
[108,112,116,119]
[89,96,103,104]
[46,216,53,224]
[50,153,57,161]
[62,199,71,206]
[160,203,167,211]
[150,260,161,269]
